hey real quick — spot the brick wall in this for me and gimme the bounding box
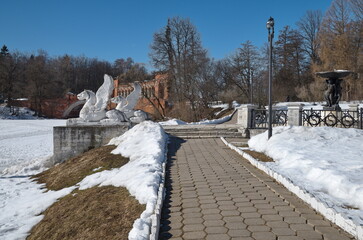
[114,73,170,118]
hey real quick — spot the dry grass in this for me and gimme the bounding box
[33,145,128,190]
[27,186,145,240]
[244,150,274,162]
[27,146,145,239]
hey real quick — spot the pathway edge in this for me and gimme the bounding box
[150,136,168,240]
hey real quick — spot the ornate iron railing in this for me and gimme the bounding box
[251,109,288,129]
[302,108,362,129]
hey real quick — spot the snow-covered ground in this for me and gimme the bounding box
[0,119,74,240]
[248,126,363,238]
[0,119,167,240]
[159,112,233,125]
[0,120,66,175]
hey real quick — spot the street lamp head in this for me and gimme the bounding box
[266,17,274,30]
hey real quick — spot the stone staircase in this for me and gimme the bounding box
[162,124,248,138]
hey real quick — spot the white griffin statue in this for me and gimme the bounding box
[106,82,149,123]
[76,74,114,122]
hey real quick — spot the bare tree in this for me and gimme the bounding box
[149,17,209,121]
[312,0,363,100]
[224,41,261,103]
[297,10,323,63]
[349,0,363,20]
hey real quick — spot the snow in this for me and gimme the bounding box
[0,120,66,175]
[159,113,232,125]
[248,126,363,228]
[78,121,168,240]
[0,119,74,240]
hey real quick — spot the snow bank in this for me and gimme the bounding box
[78,121,168,240]
[159,114,232,125]
[248,126,363,227]
[0,179,75,239]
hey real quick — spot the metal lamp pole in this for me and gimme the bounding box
[267,17,274,139]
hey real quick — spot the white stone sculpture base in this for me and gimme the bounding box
[66,118,130,126]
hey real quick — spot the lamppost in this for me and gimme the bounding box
[266,17,274,139]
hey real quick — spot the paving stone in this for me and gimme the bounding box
[231,237,254,240]
[275,206,293,211]
[199,199,216,204]
[183,223,205,232]
[198,191,214,196]
[201,203,219,209]
[277,236,304,240]
[296,230,323,239]
[182,207,201,213]
[307,219,332,226]
[300,213,323,220]
[202,208,221,215]
[278,211,300,217]
[221,210,240,216]
[262,214,283,221]
[223,216,245,223]
[219,205,237,210]
[218,200,236,205]
[266,221,289,228]
[241,212,261,218]
[254,203,274,209]
[227,229,251,237]
[238,206,257,213]
[204,219,226,227]
[257,208,278,215]
[289,223,314,231]
[284,216,306,224]
[250,199,269,204]
[271,227,296,236]
[182,201,200,208]
[251,231,276,240]
[244,218,266,226]
[247,225,271,232]
[206,234,231,240]
[168,229,183,237]
[183,217,204,224]
[235,202,254,207]
[205,226,228,234]
[183,212,203,218]
[233,197,250,203]
[203,214,223,220]
[183,231,206,239]
[169,221,183,229]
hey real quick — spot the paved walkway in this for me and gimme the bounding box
[159,137,354,240]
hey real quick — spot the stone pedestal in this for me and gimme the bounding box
[287,103,304,126]
[52,123,131,164]
[237,104,258,128]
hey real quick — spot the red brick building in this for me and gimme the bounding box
[112,73,169,118]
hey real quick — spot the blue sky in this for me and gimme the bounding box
[1,0,331,69]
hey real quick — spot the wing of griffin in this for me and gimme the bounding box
[124,82,142,111]
[94,74,114,111]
